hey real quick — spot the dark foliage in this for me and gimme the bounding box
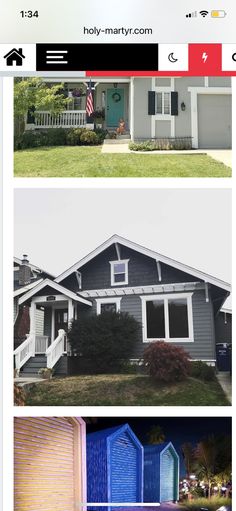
[190,360,216,381]
[68,311,139,373]
[143,341,190,383]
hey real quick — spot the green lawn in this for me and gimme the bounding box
[14,146,231,177]
[24,374,230,406]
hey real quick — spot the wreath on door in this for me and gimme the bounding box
[112,92,121,103]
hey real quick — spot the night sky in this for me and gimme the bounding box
[84,417,231,476]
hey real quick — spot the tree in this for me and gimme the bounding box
[14,77,71,137]
[194,435,219,499]
[181,442,195,479]
[68,311,139,373]
[146,425,166,445]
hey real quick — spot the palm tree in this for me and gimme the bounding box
[181,442,195,478]
[194,435,218,499]
[146,425,166,444]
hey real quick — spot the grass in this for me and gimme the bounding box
[180,496,232,510]
[14,146,231,178]
[25,374,230,406]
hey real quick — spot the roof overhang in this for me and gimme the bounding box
[18,278,92,307]
[14,279,44,297]
[14,256,55,279]
[55,234,231,293]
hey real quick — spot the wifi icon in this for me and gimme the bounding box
[199,10,209,17]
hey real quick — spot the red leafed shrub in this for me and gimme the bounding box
[143,341,190,383]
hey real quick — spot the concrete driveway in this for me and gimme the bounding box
[205,150,232,167]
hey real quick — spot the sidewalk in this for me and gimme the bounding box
[216,372,232,403]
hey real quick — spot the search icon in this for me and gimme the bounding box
[232,53,236,62]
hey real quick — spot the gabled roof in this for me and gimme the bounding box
[14,257,55,279]
[14,278,44,297]
[144,441,179,459]
[87,423,143,449]
[18,278,92,306]
[55,234,231,292]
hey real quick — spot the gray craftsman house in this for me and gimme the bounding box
[25,76,232,148]
[14,235,231,375]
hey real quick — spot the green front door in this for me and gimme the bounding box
[107,88,124,127]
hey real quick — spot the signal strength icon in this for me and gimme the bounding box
[186,11,197,18]
[199,10,209,17]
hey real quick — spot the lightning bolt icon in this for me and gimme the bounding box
[202,52,208,63]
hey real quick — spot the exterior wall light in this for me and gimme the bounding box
[181,102,186,111]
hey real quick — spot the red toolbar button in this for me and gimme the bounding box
[189,44,221,75]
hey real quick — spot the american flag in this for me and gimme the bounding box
[86,81,94,117]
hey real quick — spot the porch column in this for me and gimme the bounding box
[29,301,36,334]
[130,78,134,140]
[68,299,74,328]
[51,308,55,341]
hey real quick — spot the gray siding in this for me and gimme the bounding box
[133,78,152,138]
[82,289,216,361]
[77,245,198,291]
[215,312,232,344]
[155,120,171,137]
[209,77,231,87]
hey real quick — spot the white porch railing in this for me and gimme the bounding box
[46,329,65,369]
[14,333,35,370]
[35,336,49,354]
[35,110,86,128]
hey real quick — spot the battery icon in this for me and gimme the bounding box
[211,10,227,18]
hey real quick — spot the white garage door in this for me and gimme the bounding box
[14,417,76,511]
[198,94,232,149]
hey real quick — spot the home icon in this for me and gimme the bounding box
[4,48,25,66]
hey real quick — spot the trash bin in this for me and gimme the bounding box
[216,343,231,371]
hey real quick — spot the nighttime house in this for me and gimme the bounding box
[13,234,231,375]
[86,424,143,508]
[144,442,179,503]
[14,417,87,511]
[24,76,232,148]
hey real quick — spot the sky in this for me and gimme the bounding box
[85,417,232,476]
[14,187,231,286]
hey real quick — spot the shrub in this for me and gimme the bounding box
[94,128,108,143]
[14,384,26,406]
[80,130,100,145]
[68,311,139,373]
[43,128,67,146]
[180,496,232,511]
[143,341,190,383]
[66,128,87,145]
[130,137,192,151]
[190,360,216,381]
[20,130,44,149]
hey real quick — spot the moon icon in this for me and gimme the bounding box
[168,53,178,63]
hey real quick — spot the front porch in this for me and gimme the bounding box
[26,79,131,133]
[14,279,92,375]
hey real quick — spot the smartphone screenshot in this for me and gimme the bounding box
[0,2,233,511]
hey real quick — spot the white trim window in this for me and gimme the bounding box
[110,259,129,286]
[156,92,171,115]
[96,297,121,314]
[141,293,194,343]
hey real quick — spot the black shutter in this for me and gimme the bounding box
[148,91,156,115]
[171,92,178,116]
